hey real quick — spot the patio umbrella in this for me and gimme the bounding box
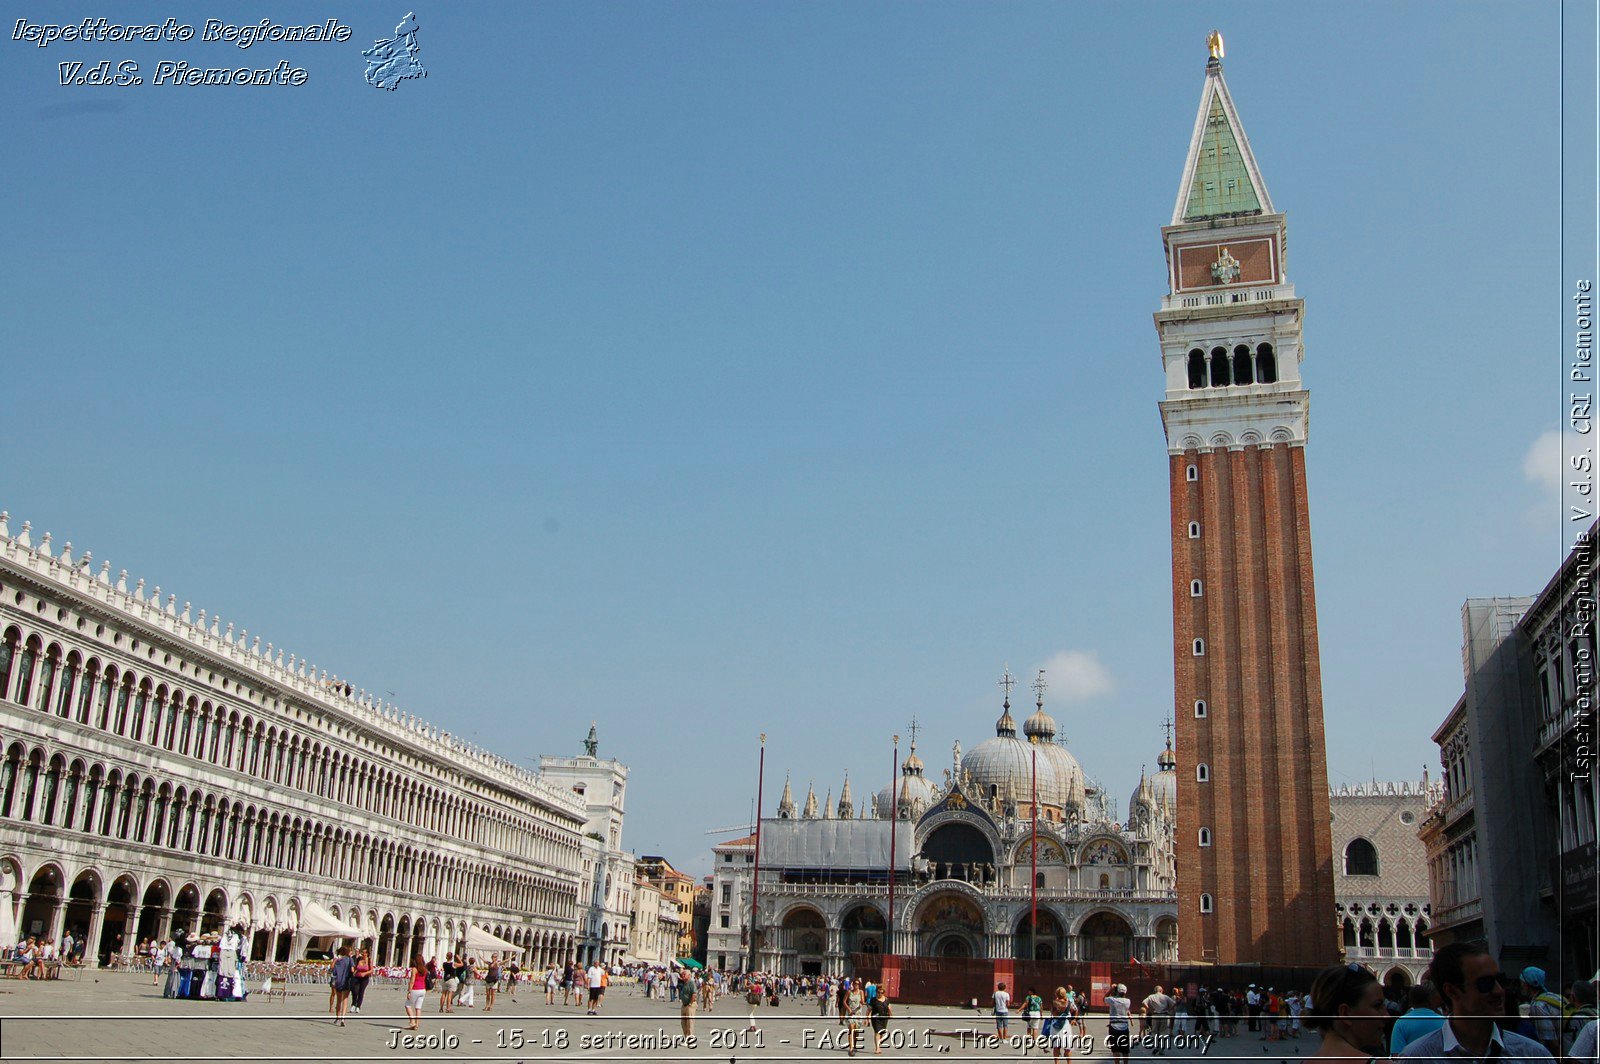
[674,957,704,969]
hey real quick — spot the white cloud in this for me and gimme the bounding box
[1035,649,1115,704]
[1523,429,1566,497]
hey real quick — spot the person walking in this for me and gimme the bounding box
[1105,984,1133,1064]
[585,960,605,1015]
[1523,967,1567,1058]
[329,946,354,1027]
[440,955,458,1013]
[404,955,429,1032]
[484,957,501,1013]
[1047,987,1075,1063]
[458,956,476,1009]
[869,991,892,1055]
[745,977,763,1032]
[1143,984,1174,1054]
[844,978,866,1057]
[678,969,698,1038]
[994,981,1012,1040]
[1023,987,1044,1048]
[350,949,373,1015]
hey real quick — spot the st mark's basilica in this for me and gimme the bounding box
[727,676,1178,976]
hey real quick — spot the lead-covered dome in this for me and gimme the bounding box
[1020,697,1086,814]
[877,743,940,818]
[962,700,1067,809]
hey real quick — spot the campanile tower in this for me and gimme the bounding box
[1156,36,1336,967]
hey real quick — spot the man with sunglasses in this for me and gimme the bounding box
[1399,942,1551,1064]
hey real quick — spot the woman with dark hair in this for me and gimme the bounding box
[405,954,429,1031]
[1304,964,1388,1059]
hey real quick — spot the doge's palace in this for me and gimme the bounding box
[0,511,588,968]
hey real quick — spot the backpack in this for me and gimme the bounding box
[424,970,437,991]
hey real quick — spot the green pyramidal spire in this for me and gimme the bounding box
[1173,55,1273,224]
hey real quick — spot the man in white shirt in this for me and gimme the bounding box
[993,982,1011,1038]
[1399,942,1552,1064]
[585,962,605,1015]
[1106,984,1133,1063]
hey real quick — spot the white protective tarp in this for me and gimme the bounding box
[756,818,913,871]
[299,902,362,939]
[464,925,520,953]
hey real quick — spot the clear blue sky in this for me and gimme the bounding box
[4,2,1588,875]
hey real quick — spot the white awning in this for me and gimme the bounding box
[299,902,362,940]
[0,891,15,950]
[464,925,520,953]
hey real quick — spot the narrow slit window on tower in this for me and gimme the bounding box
[1200,893,1214,914]
[1187,349,1206,389]
[1209,347,1231,387]
[1194,699,1207,718]
[1186,464,1199,482]
[1190,579,1203,597]
[1193,639,1205,656]
[1256,343,1277,384]
[1188,521,1201,539]
[1196,763,1209,782]
[1232,344,1254,385]
[1198,827,1212,847]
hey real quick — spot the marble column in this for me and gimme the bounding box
[119,906,142,958]
[85,903,105,968]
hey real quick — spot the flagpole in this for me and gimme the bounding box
[748,733,766,974]
[1030,742,1038,962]
[887,734,900,957]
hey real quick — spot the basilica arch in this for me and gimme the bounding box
[1013,906,1066,960]
[1075,909,1134,962]
[913,888,986,958]
[778,905,827,976]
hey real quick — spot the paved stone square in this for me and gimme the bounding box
[0,973,1314,1062]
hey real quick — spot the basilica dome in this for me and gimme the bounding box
[961,702,1067,809]
[877,743,940,818]
[1129,741,1178,823]
[1022,699,1086,814]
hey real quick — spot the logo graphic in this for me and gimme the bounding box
[363,12,425,90]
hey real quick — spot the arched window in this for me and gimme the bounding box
[1344,837,1379,876]
[1196,764,1209,782]
[57,652,80,719]
[35,646,59,713]
[1256,343,1277,384]
[1035,872,1045,889]
[1190,579,1203,597]
[15,639,39,706]
[1199,893,1213,913]
[1232,344,1255,385]
[1198,827,1212,847]
[1188,521,1201,539]
[1193,639,1205,656]
[0,631,16,700]
[1209,347,1231,387]
[1194,699,1207,718]
[1187,349,1206,389]
[1186,464,1199,482]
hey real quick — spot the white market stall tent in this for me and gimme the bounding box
[299,902,363,941]
[464,925,520,955]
